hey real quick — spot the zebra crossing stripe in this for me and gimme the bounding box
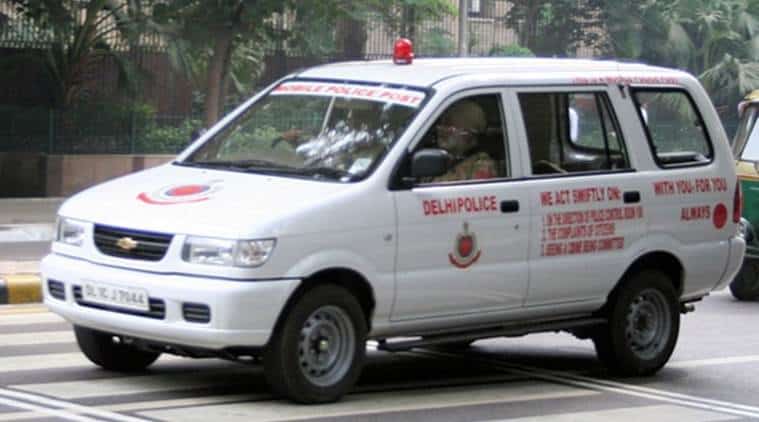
[0,352,184,373]
[482,404,737,422]
[0,330,74,346]
[0,388,151,422]
[413,350,759,420]
[13,367,256,399]
[0,308,63,325]
[0,394,265,421]
[136,382,598,422]
[0,395,103,422]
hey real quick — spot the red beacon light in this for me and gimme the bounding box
[393,38,414,65]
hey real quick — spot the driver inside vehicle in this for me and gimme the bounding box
[432,100,497,182]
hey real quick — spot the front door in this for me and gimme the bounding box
[391,92,529,320]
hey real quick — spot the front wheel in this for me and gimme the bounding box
[592,270,680,376]
[74,325,160,372]
[730,259,759,301]
[263,284,367,404]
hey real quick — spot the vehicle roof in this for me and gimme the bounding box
[295,58,685,88]
[744,89,759,103]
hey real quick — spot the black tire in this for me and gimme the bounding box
[74,325,160,372]
[592,270,680,376]
[730,259,759,301]
[264,284,367,404]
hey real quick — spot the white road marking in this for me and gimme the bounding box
[0,330,74,346]
[137,382,599,422]
[0,311,65,326]
[416,350,759,419]
[0,352,185,373]
[485,404,737,422]
[0,395,102,422]
[13,368,256,399]
[0,353,91,372]
[0,388,151,422]
[669,355,759,368]
[0,394,266,421]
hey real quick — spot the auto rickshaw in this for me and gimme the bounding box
[732,89,759,300]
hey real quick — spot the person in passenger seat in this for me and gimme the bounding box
[433,100,497,182]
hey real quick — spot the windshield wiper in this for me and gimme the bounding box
[176,160,353,181]
[295,166,354,181]
[176,159,294,172]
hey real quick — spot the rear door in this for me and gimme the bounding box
[507,86,648,307]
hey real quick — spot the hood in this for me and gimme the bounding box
[58,164,351,238]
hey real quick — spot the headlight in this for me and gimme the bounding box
[182,236,276,267]
[56,218,86,247]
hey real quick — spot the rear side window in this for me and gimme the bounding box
[632,89,713,167]
[518,91,630,175]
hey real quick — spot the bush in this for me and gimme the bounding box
[136,118,203,154]
[489,44,535,57]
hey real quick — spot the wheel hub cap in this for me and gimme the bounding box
[297,305,356,387]
[625,288,672,360]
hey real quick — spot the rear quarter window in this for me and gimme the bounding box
[632,88,713,168]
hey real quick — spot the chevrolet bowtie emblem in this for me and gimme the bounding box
[116,237,139,251]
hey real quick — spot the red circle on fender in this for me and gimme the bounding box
[166,184,209,197]
[713,203,728,229]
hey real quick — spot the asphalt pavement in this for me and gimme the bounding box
[0,289,756,421]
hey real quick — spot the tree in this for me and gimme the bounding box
[2,0,149,108]
[155,0,452,128]
[602,0,759,120]
[506,0,604,56]
[154,1,283,128]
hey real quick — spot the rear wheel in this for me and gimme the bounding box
[74,325,160,372]
[730,259,759,301]
[264,284,367,404]
[592,270,680,376]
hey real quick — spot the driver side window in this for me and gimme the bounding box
[417,94,509,183]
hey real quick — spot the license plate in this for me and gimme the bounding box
[81,281,149,312]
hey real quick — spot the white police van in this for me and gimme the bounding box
[43,40,745,403]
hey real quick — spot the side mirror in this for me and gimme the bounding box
[411,148,450,179]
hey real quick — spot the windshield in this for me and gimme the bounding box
[183,81,425,181]
[736,106,759,161]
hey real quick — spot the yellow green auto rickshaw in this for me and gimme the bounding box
[732,90,759,300]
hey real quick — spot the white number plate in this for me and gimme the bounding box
[82,281,149,312]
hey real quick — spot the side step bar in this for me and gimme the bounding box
[376,317,607,352]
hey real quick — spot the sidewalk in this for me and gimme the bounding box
[0,197,64,305]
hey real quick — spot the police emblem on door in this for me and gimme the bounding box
[449,222,481,269]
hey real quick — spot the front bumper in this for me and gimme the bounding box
[41,253,300,350]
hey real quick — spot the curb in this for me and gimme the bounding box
[0,274,42,304]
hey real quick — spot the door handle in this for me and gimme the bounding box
[501,200,520,213]
[623,191,641,204]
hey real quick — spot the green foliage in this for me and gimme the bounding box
[489,44,536,57]
[602,0,759,120]
[418,27,456,56]
[136,117,202,154]
[3,0,151,107]
[506,0,604,56]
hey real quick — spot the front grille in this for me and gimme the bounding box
[47,280,66,300]
[94,225,173,261]
[182,303,211,323]
[73,285,166,319]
